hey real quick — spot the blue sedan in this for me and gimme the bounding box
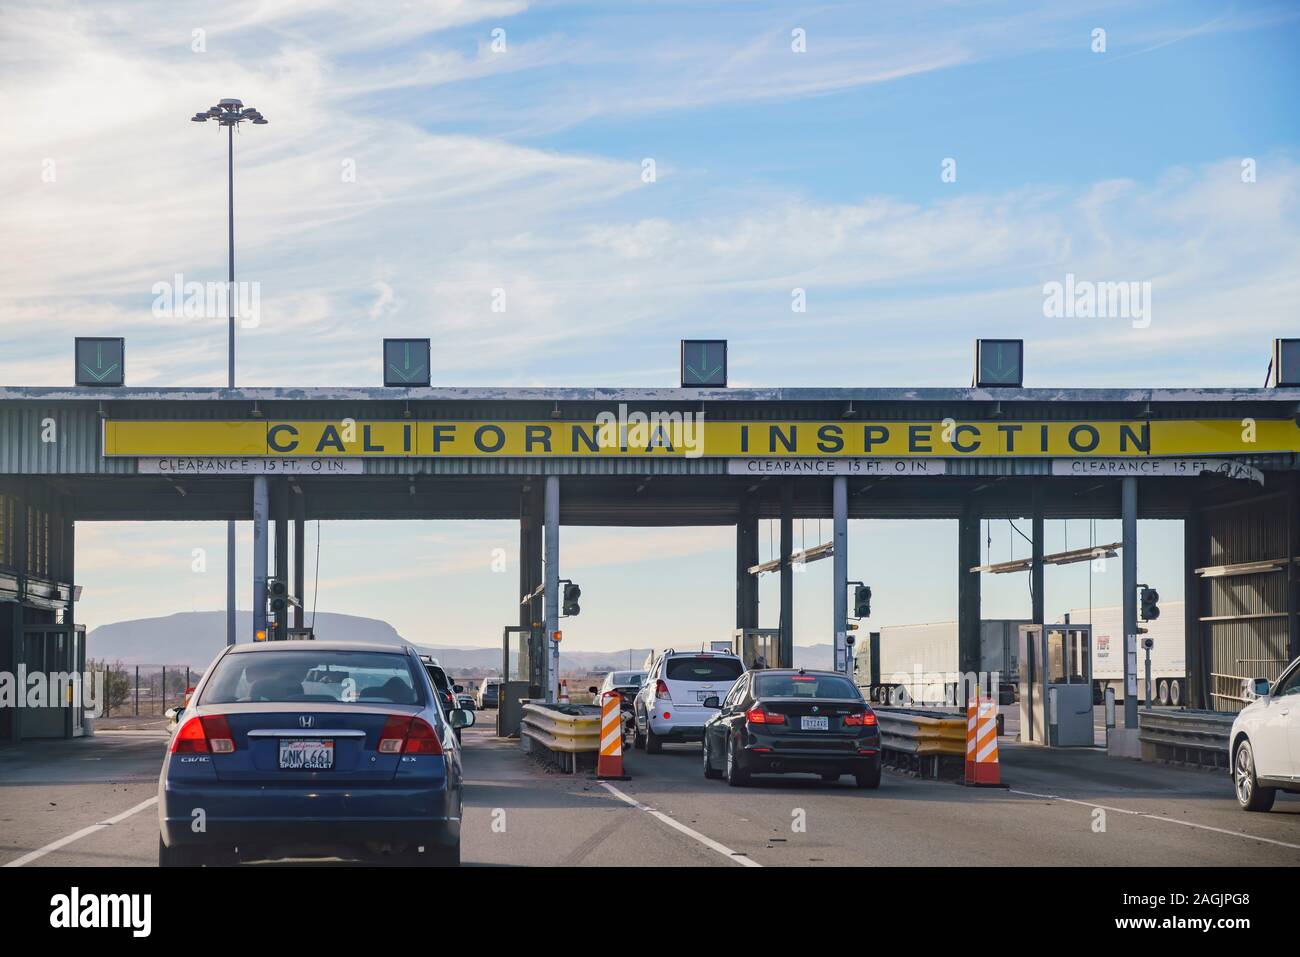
[157,640,474,867]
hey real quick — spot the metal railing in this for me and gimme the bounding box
[1137,708,1234,771]
[519,701,602,773]
[874,707,967,780]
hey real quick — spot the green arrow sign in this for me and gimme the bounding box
[75,338,124,386]
[383,339,430,386]
[978,340,1022,386]
[681,340,726,387]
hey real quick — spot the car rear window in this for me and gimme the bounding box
[201,651,425,706]
[755,674,860,699]
[665,657,742,681]
[613,672,645,686]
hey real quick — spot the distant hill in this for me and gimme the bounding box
[86,611,835,675]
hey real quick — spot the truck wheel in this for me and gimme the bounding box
[1157,679,1170,705]
[1170,679,1181,706]
[1234,739,1276,812]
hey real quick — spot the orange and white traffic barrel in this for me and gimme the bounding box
[964,696,1001,786]
[558,679,570,704]
[597,691,630,780]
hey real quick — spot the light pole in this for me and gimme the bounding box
[191,98,268,647]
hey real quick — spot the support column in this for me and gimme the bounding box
[779,479,794,669]
[543,476,560,703]
[1122,476,1138,728]
[832,476,848,674]
[292,490,306,632]
[735,503,758,632]
[957,503,982,704]
[226,521,236,647]
[273,479,289,641]
[1184,508,1204,709]
[519,485,544,696]
[252,476,269,641]
[1031,481,1045,626]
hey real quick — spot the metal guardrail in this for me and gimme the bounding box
[1137,708,1234,771]
[520,702,602,773]
[874,707,967,780]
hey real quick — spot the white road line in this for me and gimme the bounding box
[3,796,159,868]
[1008,788,1300,851]
[599,782,761,867]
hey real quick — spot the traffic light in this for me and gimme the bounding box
[845,622,858,646]
[267,577,289,616]
[1139,587,1160,622]
[854,584,872,619]
[562,582,581,617]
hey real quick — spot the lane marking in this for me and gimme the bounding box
[1008,788,1300,851]
[3,795,159,868]
[599,782,761,867]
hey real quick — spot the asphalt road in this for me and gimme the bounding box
[2,722,1298,867]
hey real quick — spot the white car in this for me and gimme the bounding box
[633,650,743,754]
[1230,657,1300,811]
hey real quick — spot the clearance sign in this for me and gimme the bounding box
[101,418,1299,459]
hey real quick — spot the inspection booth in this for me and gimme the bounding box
[1018,623,1094,747]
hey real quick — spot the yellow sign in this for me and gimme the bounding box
[101,418,1300,459]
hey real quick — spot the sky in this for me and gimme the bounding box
[3,0,1296,649]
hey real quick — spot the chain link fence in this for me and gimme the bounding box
[90,661,196,718]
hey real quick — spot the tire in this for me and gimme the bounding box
[1233,739,1276,812]
[703,738,722,779]
[724,736,750,787]
[404,840,460,867]
[854,760,882,790]
[1157,679,1170,706]
[645,724,663,755]
[1170,679,1181,707]
[158,836,221,867]
[632,708,646,750]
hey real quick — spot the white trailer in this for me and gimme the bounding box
[1065,601,1186,705]
[858,619,1028,705]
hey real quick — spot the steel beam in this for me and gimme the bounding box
[252,476,268,641]
[543,475,560,703]
[292,490,306,631]
[832,476,848,674]
[735,502,758,631]
[273,479,289,641]
[957,503,982,704]
[1031,480,1045,627]
[1122,476,1138,728]
[779,479,794,669]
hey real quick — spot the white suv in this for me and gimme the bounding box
[633,649,743,753]
[1230,656,1300,812]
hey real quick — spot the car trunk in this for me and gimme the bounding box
[200,702,423,784]
[754,697,868,750]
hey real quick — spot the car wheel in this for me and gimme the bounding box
[632,707,646,749]
[1233,739,1275,812]
[645,724,663,755]
[158,836,218,867]
[703,737,722,779]
[854,757,882,789]
[725,736,750,787]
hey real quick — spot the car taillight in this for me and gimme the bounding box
[745,707,785,725]
[655,679,671,700]
[171,714,235,754]
[844,710,877,727]
[377,715,443,755]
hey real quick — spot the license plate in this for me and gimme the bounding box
[800,716,829,731]
[278,739,334,770]
[695,691,715,702]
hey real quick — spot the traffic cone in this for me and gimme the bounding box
[558,679,569,704]
[596,692,630,780]
[964,695,1002,786]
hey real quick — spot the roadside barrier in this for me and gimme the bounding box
[519,701,601,773]
[874,707,966,780]
[596,692,630,780]
[1137,708,1233,771]
[964,696,1001,786]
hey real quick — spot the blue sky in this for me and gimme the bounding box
[1,0,1294,647]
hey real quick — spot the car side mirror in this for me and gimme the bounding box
[588,686,599,694]
[164,707,180,722]
[702,695,720,709]
[449,709,476,729]
[1251,677,1271,699]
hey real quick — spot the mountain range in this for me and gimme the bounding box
[86,611,833,674]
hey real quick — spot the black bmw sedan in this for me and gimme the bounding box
[702,669,881,788]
